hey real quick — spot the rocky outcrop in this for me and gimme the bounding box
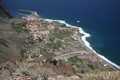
[0,0,13,22]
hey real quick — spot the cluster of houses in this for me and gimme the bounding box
[47,24,55,30]
[25,20,55,42]
[23,13,79,42]
[21,14,80,61]
[70,28,79,41]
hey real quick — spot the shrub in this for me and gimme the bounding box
[81,70,85,73]
[47,40,62,50]
[38,68,57,80]
[87,64,95,70]
[43,53,56,59]
[31,54,37,58]
[20,48,26,58]
[11,22,15,27]
[40,48,47,55]
[17,68,37,79]
[11,22,30,33]
[76,64,80,68]
[68,56,79,63]
[3,62,15,75]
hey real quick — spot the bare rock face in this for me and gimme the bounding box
[0,0,13,22]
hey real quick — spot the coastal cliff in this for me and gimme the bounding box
[0,0,12,22]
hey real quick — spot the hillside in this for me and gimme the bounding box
[0,0,25,64]
[0,0,12,22]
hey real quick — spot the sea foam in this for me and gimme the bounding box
[45,18,120,70]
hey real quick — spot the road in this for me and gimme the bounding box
[54,51,87,60]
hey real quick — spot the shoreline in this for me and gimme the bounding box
[45,19,120,71]
[17,9,120,71]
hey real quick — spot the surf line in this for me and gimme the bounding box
[45,19,120,71]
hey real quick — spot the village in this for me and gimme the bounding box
[20,12,85,61]
[6,10,120,80]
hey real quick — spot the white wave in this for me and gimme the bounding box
[77,21,80,23]
[45,18,120,70]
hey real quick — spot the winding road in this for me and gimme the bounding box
[54,51,87,60]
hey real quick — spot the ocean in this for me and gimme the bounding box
[3,0,120,66]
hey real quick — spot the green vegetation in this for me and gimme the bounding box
[47,28,73,50]
[51,28,72,39]
[49,37,55,42]
[64,43,72,47]
[68,56,79,63]
[77,47,86,51]
[20,48,28,59]
[87,64,97,70]
[11,22,30,33]
[57,59,66,63]
[80,70,89,74]
[81,70,85,73]
[24,54,28,59]
[68,56,83,64]
[31,54,38,58]
[76,64,80,68]
[20,48,26,58]
[54,22,66,27]
[47,40,62,50]
[37,67,57,80]
[17,68,37,79]
[41,21,49,27]
[43,53,56,59]
[25,43,37,49]
[40,48,47,55]
[20,43,37,59]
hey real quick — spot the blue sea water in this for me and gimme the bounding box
[3,0,120,66]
